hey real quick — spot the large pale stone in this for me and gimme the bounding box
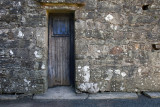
[88,92,138,99]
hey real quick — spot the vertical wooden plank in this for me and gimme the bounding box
[48,15,55,87]
[50,37,70,86]
[61,37,70,85]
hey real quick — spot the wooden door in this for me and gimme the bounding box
[48,13,74,87]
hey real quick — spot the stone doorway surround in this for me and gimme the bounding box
[38,0,85,92]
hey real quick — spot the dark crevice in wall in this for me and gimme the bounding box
[152,44,160,51]
[1,92,17,95]
[142,5,149,10]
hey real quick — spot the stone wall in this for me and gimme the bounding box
[75,0,160,93]
[0,0,160,94]
[0,0,47,94]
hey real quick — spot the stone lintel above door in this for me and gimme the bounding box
[34,0,85,7]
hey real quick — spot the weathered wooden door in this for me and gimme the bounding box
[48,13,74,87]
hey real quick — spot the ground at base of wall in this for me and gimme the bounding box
[1,86,160,100]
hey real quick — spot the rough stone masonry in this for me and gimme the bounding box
[0,0,160,94]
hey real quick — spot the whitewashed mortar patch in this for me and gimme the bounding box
[115,69,121,75]
[83,66,90,82]
[34,51,43,59]
[41,64,45,69]
[105,69,113,80]
[18,30,24,38]
[9,50,14,55]
[121,72,127,77]
[24,79,30,84]
[105,14,114,21]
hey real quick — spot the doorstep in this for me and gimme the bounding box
[33,86,88,100]
[33,86,138,100]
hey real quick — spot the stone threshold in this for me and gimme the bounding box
[33,86,138,100]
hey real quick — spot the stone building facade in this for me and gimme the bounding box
[0,0,160,94]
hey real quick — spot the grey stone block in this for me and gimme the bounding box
[0,95,17,100]
[143,92,160,98]
[88,92,138,99]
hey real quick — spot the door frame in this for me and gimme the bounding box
[48,12,75,87]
